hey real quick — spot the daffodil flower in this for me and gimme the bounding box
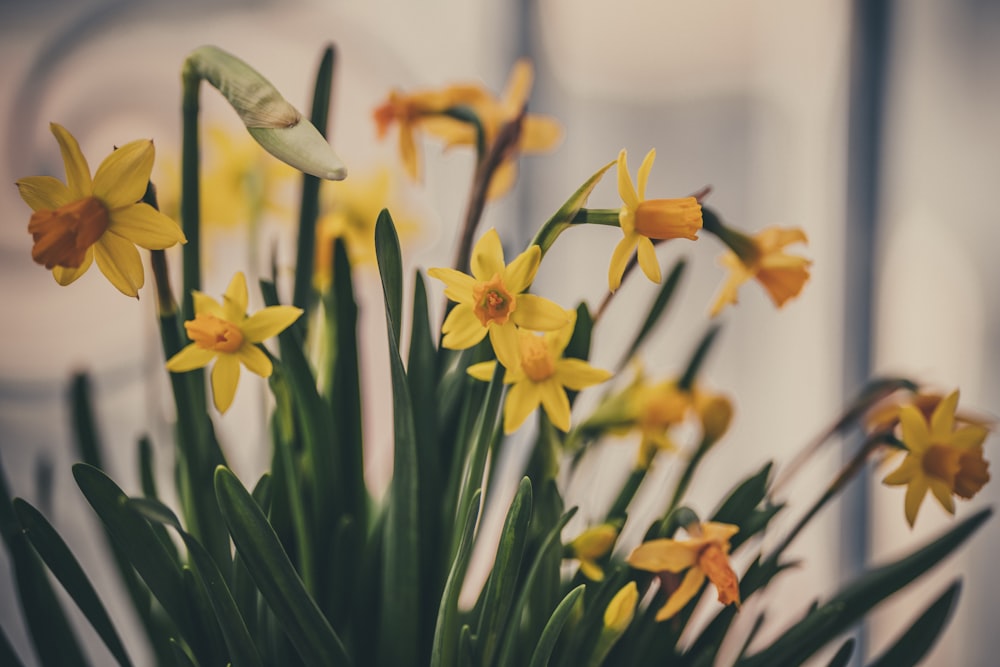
[16,123,186,297]
[564,522,619,581]
[428,228,567,369]
[627,521,741,621]
[883,390,991,526]
[608,148,702,292]
[466,309,610,432]
[709,226,811,317]
[627,379,692,468]
[165,272,302,413]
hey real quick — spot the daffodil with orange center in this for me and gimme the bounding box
[608,148,702,292]
[709,227,811,316]
[467,310,611,432]
[627,521,741,621]
[166,272,303,413]
[418,59,563,200]
[428,228,568,369]
[16,123,186,297]
[882,390,991,526]
[373,86,485,181]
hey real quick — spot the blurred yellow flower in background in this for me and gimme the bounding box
[17,123,186,297]
[710,226,811,316]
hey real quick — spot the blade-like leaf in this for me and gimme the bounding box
[531,160,616,256]
[431,490,481,667]
[0,624,26,667]
[619,258,686,369]
[825,638,855,667]
[528,585,586,667]
[375,208,404,348]
[214,466,351,667]
[865,580,962,667]
[13,498,134,667]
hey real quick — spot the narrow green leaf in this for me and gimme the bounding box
[214,466,351,667]
[476,477,533,666]
[619,259,686,369]
[170,639,197,667]
[13,498,134,667]
[739,508,991,667]
[531,160,615,256]
[130,497,266,667]
[0,456,89,667]
[0,624,27,667]
[375,208,404,349]
[677,324,722,392]
[375,208,422,667]
[825,638,855,667]
[865,580,962,667]
[528,585,586,667]
[431,490,482,667]
[137,437,181,566]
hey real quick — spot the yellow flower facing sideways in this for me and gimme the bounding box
[609,148,702,292]
[710,226,811,317]
[166,272,303,413]
[467,310,611,433]
[882,390,991,527]
[428,228,568,369]
[16,123,186,297]
[565,522,620,581]
[627,521,741,621]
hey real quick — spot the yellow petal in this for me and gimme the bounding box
[192,291,225,318]
[882,455,919,486]
[904,475,929,527]
[489,322,521,370]
[608,234,638,293]
[165,344,216,372]
[636,237,661,283]
[578,560,605,582]
[486,160,519,201]
[93,139,154,209]
[636,149,655,201]
[757,226,808,250]
[108,204,186,249]
[211,354,241,413]
[930,390,959,439]
[709,262,749,317]
[428,267,477,304]
[539,381,571,431]
[701,522,740,545]
[94,232,143,297]
[503,245,541,294]
[241,305,303,343]
[237,343,273,377]
[52,248,94,286]
[951,425,990,450]
[502,58,534,113]
[928,478,955,515]
[627,539,698,573]
[656,568,706,621]
[471,228,506,281]
[399,125,420,181]
[16,176,73,211]
[556,359,612,391]
[547,311,577,357]
[50,123,92,199]
[504,380,541,434]
[467,360,498,382]
[616,150,639,211]
[899,405,931,453]
[512,294,569,331]
[518,116,563,153]
[222,272,249,323]
[441,304,488,350]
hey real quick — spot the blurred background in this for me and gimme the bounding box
[0,0,997,665]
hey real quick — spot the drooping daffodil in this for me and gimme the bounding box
[165,272,302,413]
[882,390,991,526]
[16,122,186,297]
[608,148,702,292]
[428,228,567,369]
[467,309,611,433]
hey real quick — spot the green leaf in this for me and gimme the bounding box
[531,160,616,256]
[375,208,422,667]
[825,638,855,667]
[0,624,27,667]
[13,498,134,667]
[292,44,336,314]
[528,585,586,667]
[618,258,686,369]
[214,466,351,666]
[677,324,722,392]
[738,508,991,667]
[431,490,482,667]
[130,497,266,667]
[865,580,962,667]
[0,457,89,667]
[476,477,534,666]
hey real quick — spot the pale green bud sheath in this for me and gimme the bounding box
[183,46,347,181]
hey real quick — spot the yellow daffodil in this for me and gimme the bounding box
[709,226,811,317]
[314,166,421,283]
[373,86,484,181]
[16,123,186,297]
[603,581,639,634]
[564,522,619,581]
[865,390,993,438]
[882,390,991,526]
[609,149,702,292]
[165,272,302,413]
[422,59,563,200]
[467,310,610,432]
[625,379,692,468]
[627,521,741,621]
[428,228,567,369]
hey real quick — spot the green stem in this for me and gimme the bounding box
[605,467,647,522]
[180,63,202,320]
